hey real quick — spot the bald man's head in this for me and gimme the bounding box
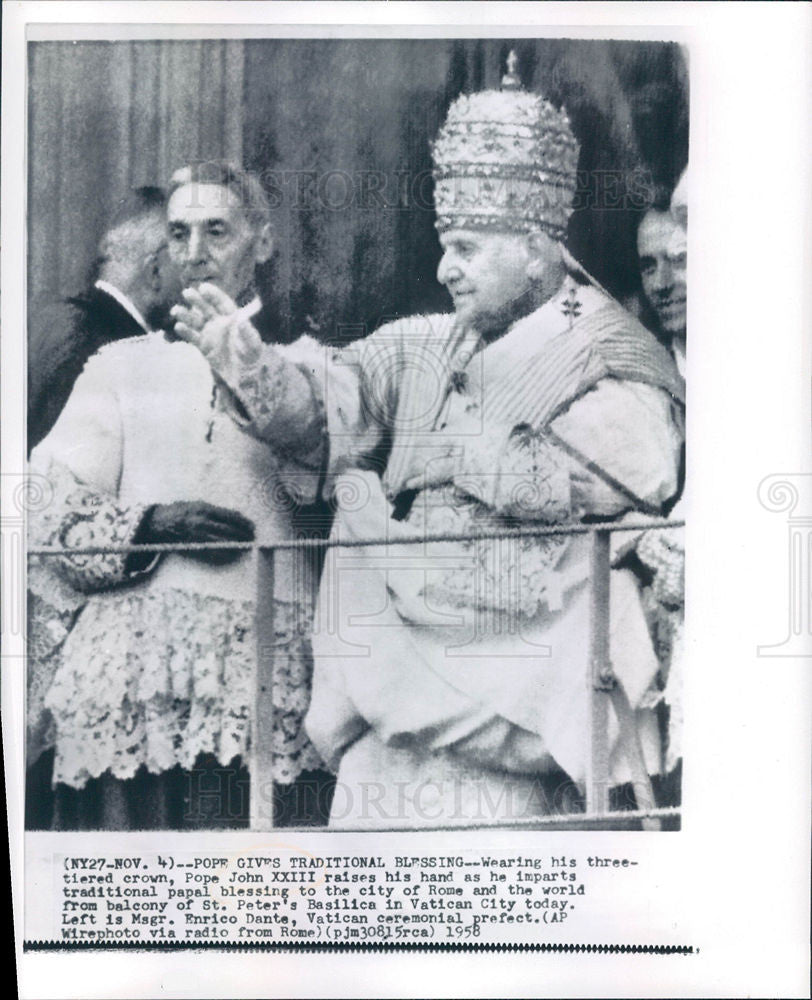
[95,187,182,330]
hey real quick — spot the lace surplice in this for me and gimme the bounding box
[42,585,319,788]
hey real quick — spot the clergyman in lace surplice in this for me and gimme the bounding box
[27,162,330,830]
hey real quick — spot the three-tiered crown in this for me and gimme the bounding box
[431,52,580,239]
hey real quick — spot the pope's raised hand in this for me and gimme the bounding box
[171,283,262,373]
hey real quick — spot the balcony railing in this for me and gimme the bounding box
[30,516,683,832]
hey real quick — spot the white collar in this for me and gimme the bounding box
[94,280,151,333]
[240,294,262,320]
[672,336,686,378]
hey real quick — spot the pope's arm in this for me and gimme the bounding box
[172,285,393,496]
[171,285,329,476]
[421,378,682,523]
[549,379,682,519]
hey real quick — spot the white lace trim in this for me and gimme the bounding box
[45,586,323,788]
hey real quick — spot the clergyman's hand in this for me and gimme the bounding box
[171,283,262,373]
[135,501,256,566]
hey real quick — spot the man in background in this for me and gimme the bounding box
[636,189,687,376]
[28,187,181,450]
[626,174,689,803]
[26,186,181,825]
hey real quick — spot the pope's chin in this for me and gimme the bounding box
[454,301,512,338]
[450,292,479,324]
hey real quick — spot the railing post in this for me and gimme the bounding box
[587,528,662,830]
[585,529,612,815]
[609,684,661,831]
[251,546,276,831]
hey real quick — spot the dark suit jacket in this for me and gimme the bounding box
[247,299,293,347]
[28,286,147,451]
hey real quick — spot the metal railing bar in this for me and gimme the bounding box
[27,513,684,831]
[28,517,684,558]
[317,806,681,834]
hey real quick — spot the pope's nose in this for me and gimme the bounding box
[437,253,463,286]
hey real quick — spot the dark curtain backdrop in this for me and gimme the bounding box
[28,37,687,344]
[242,38,688,343]
[28,40,244,306]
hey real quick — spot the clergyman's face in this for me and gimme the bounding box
[637,209,687,337]
[167,182,265,301]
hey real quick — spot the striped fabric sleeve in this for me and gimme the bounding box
[448,379,680,523]
[210,334,329,474]
[552,379,682,518]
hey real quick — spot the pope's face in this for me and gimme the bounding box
[436,229,537,335]
[637,209,687,337]
[167,183,267,301]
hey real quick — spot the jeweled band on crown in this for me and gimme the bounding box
[431,55,580,239]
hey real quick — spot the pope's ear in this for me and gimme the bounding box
[526,228,559,260]
[254,222,274,265]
